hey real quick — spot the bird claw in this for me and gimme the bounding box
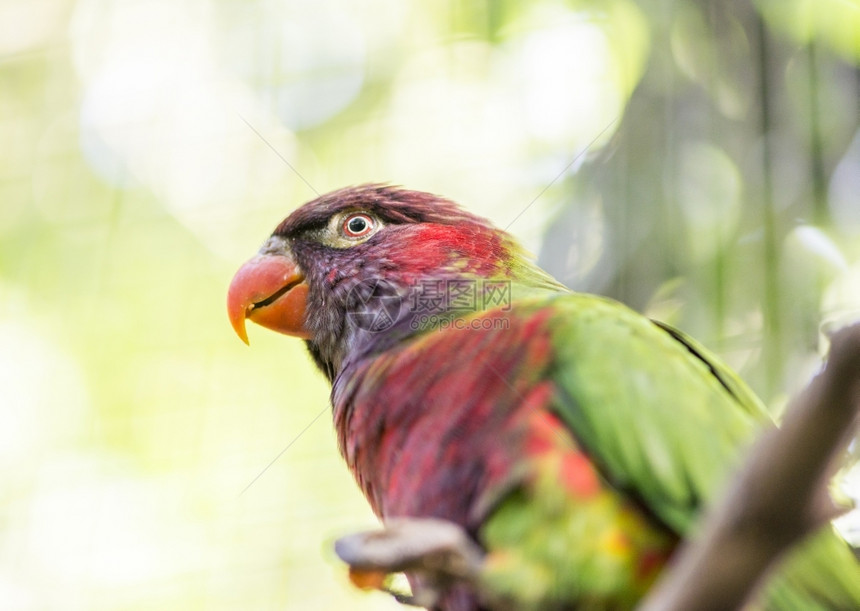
[334,517,485,607]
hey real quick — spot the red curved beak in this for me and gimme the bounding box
[227,253,312,344]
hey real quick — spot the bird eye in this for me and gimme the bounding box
[342,213,375,238]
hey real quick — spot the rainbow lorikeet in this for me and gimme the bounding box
[227,185,860,610]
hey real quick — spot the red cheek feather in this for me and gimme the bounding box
[389,224,508,279]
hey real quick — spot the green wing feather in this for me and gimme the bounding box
[541,293,860,609]
[546,294,764,531]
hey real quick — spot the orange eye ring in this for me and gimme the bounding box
[343,213,375,238]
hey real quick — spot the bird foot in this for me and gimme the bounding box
[334,517,485,607]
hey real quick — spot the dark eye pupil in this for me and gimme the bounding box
[348,217,368,234]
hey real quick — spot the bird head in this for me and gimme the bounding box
[227,184,560,378]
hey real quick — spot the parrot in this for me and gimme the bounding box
[227,184,860,610]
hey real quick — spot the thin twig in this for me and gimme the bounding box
[239,404,328,496]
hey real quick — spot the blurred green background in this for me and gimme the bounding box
[1,0,859,609]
